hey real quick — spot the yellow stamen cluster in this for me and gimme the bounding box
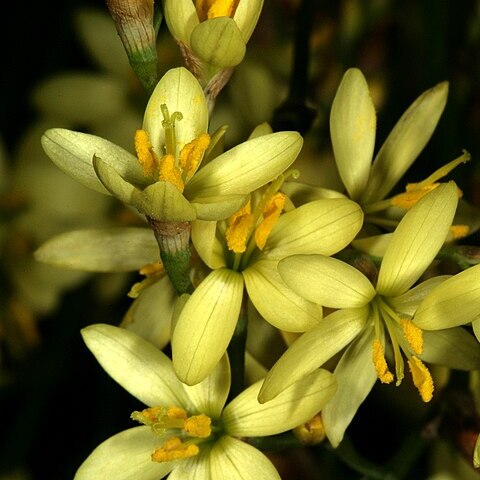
[139,261,164,277]
[152,437,199,463]
[183,414,212,438]
[400,319,423,355]
[293,413,325,445]
[159,154,185,192]
[225,201,254,253]
[135,129,158,177]
[408,356,434,402]
[372,339,394,384]
[179,133,211,180]
[195,0,238,20]
[254,192,286,250]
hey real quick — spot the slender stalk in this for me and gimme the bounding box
[271,0,316,134]
[226,291,248,401]
[147,218,194,295]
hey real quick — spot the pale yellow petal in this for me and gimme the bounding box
[420,328,480,370]
[210,436,280,480]
[322,329,377,447]
[376,182,458,297]
[35,227,159,272]
[223,368,335,437]
[172,269,244,385]
[81,324,190,408]
[361,81,449,203]
[258,307,369,403]
[74,426,173,480]
[330,68,376,200]
[243,259,322,332]
[414,264,480,330]
[263,198,363,259]
[278,255,376,308]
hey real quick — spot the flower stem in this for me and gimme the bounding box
[226,291,248,401]
[147,218,194,295]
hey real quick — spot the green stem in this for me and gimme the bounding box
[271,0,316,134]
[226,291,248,401]
[246,431,304,452]
[147,218,194,295]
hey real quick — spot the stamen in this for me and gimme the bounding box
[151,437,199,463]
[293,413,325,445]
[179,133,211,180]
[408,356,434,402]
[183,414,212,438]
[225,201,254,253]
[412,150,470,190]
[390,151,470,210]
[167,407,188,419]
[401,319,423,355]
[254,192,286,250]
[135,129,158,177]
[390,185,438,209]
[449,224,470,240]
[131,406,165,425]
[159,154,185,192]
[139,261,164,276]
[372,339,394,384]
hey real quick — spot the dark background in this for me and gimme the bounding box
[1,1,480,479]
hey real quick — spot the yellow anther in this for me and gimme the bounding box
[390,184,438,209]
[135,129,157,177]
[183,414,212,438]
[151,437,199,463]
[254,192,285,250]
[159,154,185,192]
[167,407,188,419]
[131,406,164,425]
[195,0,238,20]
[408,356,434,402]
[401,319,423,355]
[372,339,394,384]
[226,201,254,253]
[293,413,325,445]
[179,133,211,180]
[449,224,470,240]
[139,261,164,277]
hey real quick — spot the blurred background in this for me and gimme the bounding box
[1,1,480,478]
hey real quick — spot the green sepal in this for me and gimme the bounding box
[190,17,246,68]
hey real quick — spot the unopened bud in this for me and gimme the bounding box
[106,0,158,94]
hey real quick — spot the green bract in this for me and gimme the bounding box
[41,67,302,222]
[76,324,336,480]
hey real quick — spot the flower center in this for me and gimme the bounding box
[195,0,239,21]
[370,296,433,402]
[131,406,213,463]
[134,105,210,193]
[224,170,298,271]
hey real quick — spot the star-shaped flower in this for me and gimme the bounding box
[41,67,302,223]
[75,323,336,480]
[259,182,480,447]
